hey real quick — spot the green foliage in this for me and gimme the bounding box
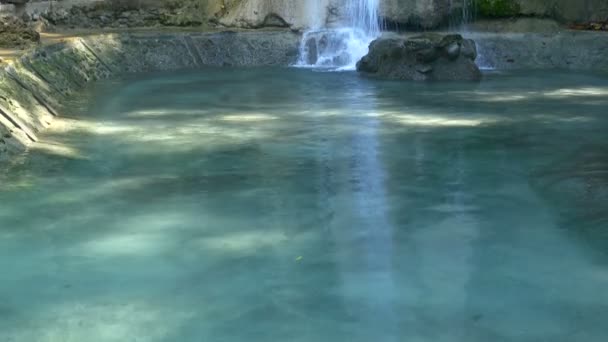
[477,0,521,18]
[106,0,143,11]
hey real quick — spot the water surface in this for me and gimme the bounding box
[1,68,608,341]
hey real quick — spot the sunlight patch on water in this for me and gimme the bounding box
[532,114,594,123]
[126,109,210,118]
[189,230,289,253]
[80,232,170,256]
[75,213,190,256]
[383,113,498,127]
[218,113,278,122]
[50,118,137,135]
[30,142,84,159]
[545,87,608,97]
[118,123,273,148]
[3,301,194,342]
[460,87,608,103]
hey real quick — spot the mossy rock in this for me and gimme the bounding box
[477,0,521,18]
[0,17,40,49]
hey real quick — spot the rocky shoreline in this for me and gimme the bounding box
[0,30,299,161]
[1,26,607,162]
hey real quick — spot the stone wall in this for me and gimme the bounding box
[470,31,608,70]
[516,0,608,24]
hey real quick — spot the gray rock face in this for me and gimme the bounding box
[218,0,335,30]
[380,0,454,29]
[218,0,459,30]
[356,34,481,81]
[516,0,608,24]
[470,31,608,70]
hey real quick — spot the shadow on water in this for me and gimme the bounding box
[1,67,608,341]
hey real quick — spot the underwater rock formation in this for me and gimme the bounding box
[356,34,481,81]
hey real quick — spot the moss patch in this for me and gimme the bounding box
[477,0,521,18]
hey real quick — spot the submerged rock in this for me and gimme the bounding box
[356,34,481,81]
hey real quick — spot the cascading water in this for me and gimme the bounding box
[460,0,475,29]
[449,0,475,30]
[297,0,381,70]
[448,0,493,69]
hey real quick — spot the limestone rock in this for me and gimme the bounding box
[216,0,462,30]
[356,34,481,81]
[217,0,335,30]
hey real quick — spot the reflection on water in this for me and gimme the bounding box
[1,68,608,341]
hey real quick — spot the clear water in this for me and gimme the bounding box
[1,68,608,341]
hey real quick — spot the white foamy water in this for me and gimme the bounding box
[297,0,381,70]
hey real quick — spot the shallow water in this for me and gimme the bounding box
[1,68,608,341]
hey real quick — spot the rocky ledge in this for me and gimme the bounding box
[357,34,481,81]
[0,16,40,49]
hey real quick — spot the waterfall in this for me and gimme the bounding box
[449,0,475,30]
[347,0,381,35]
[447,0,494,69]
[297,0,381,70]
[461,0,475,27]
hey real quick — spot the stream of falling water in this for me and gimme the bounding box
[297,0,381,70]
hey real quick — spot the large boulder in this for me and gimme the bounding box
[356,34,481,81]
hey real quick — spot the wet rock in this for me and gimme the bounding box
[461,38,477,59]
[356,33,481,81]
[380,0,454,29]
[262,13,289,28]
[445,41,461,60]
[305,37,318,65]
